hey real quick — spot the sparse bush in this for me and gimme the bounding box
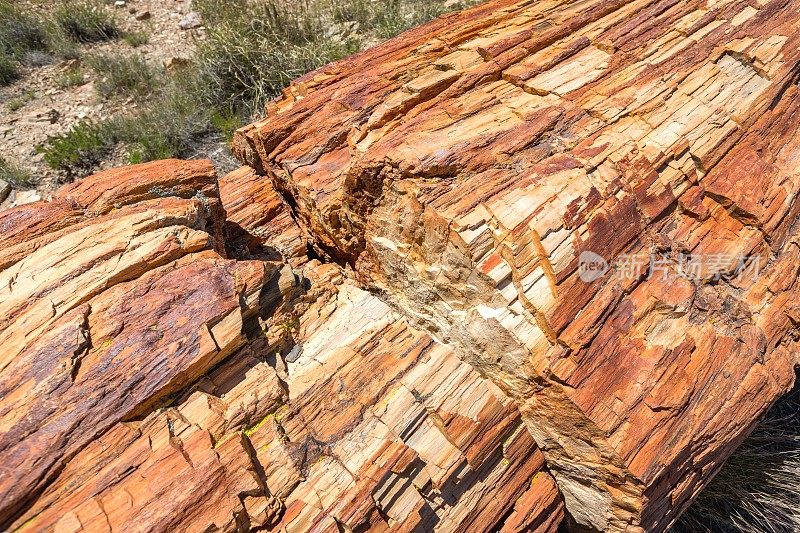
[88,53,157,98]
[39,0,479,177]
[331,0,451,39]
[674,372,800,532]
[42,21,81,60]
[192,0,476,114]
[194,0,357,115]
[41,80,215,173]
[114,86,214,164]
[6,99,24,112]
[56,67,85,89]
[0,55,17,86]
[55,0,119,43]
[0,0,48,84]
[22,50,54,67]
[0,2,47,55]
[210,110,242,142]
[123,31,149,48]
[0,156,38,190]
[6,89,35,111]
[39,121,113,175]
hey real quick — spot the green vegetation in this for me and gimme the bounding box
[332,0,455,39]
[210,110,242,143]
[673,373,800,532]
[39,0,477,175]
[0,0,117,86]
[0,156,38,190]
[0,55,16,85]
[193,0,359,115]
[56,67,85,89]
[42,83,214,174]
[88,53,157,98]
[123,31,149,48]
[39,121,112,176]
[0,1,47,85]
[6,89,35,112]
[41,20,81,60]
[115,86,214,164]
[54,0,119,43]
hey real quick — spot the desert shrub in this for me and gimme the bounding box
[6,89,35,111]
[40,0,479,176]
[674,373,800,532]
[39,121,113,175]
[114,86,214,164]
[1,4,46,45]
[54,0,119,43]
[56,67,85,89]
[88,53,157,98]
[0,55,17,86]
[0,0,48,84]
[193,0,357,115]
[193,0,478,114]
[123,31,149,48]
[22,50,54,67]
[41,21,81,60]
[331,0,452,39]
[41,79,217,172]
[0,156,38,190]
[210,110,243,142]
[0,2,47,56]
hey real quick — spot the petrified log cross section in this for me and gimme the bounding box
[235,0,800,529]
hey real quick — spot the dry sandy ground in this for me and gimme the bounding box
[0,0,204,205]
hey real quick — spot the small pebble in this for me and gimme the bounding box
[179,11,202,30]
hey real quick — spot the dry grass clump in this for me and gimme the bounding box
[0,155,38,190]
[0,0,118,86]
[674,372,800,532]
[41,0,479,175]
[87,53,158,98]
[0,1,48,85]
[53,0,119,44]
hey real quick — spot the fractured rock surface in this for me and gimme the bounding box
[1,160,563,532]
[234,0,800,530]
[5,0,800,530]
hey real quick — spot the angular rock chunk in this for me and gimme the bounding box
[9,263,564,533]
[0,161,280,526]
[219,165,308,266]
[234,0,800,529]
[3,161,563,532]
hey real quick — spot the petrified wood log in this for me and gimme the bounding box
[1,161,563,532]
[0,160,277,526]
[234,0,800,530]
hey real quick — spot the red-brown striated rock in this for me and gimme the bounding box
[7,1,800,529]
[2,160,563,532]
[219,165,308,266]
[0,160,281,526]
[234,0,800,530]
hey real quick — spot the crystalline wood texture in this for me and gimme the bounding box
[234,0,800,530]
[0,161,564,532]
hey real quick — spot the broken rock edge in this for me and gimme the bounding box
[235,60,800,530]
